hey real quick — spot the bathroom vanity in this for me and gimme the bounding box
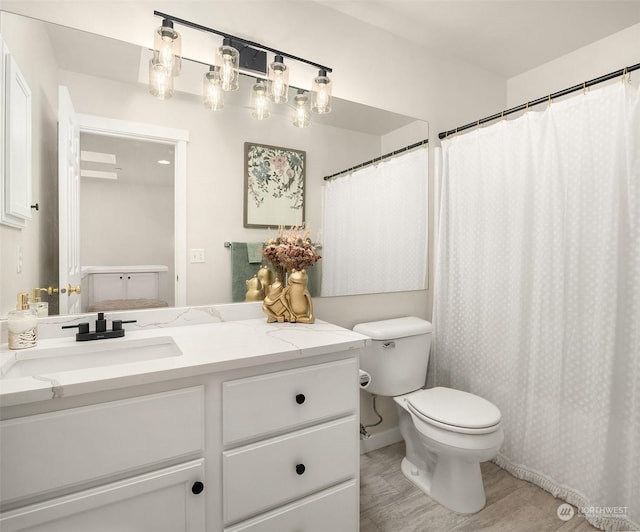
[0,309,365,531]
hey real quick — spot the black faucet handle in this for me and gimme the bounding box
[62,322,90,334]
[112,319,137,331]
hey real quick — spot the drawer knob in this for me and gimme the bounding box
[295,393,306,405]
[295,463,306,475]
[191,481,204,495]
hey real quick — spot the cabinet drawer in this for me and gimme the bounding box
[223,416,358,525]
[0,459,205,532]
[223,358,357,444]
[224,480,358,532]
[0,387,204,505]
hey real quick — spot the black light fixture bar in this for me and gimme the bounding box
[153,10,333,74]
[438,62,640,140]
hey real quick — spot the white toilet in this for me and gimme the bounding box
[354,316,504,514]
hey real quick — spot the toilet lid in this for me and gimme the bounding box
[407,387,501,429]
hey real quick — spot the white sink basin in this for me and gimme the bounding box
[1,336,182,379]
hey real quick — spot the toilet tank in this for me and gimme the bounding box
[354,317,433,397]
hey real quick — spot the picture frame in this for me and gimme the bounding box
[244,142,305,228]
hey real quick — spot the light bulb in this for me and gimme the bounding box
[203,67,224,110]
[292,90,310,128]
[311,69,332,114]
[149,57,173,100]
[153,19,181,76]
[217,38,239,92]
[268,55,289,104]
[251,80,271,120]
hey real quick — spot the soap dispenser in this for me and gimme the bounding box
[8,293,38,350]
[29,288,49,317]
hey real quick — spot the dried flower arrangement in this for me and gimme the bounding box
[263,225,322,275]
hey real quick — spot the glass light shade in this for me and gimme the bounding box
[311,69,332,114]
[154,19,181,76]
[216,38,240,92]
[251,80,271,120]
[203,67,224,110]
[149,58,173,100]
[292,90,310,128]
[268,55,289,104]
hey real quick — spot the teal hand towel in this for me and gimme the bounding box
[247,242,264,264]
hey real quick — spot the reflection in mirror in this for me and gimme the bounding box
[0,10,428,318]
[79,134,175,312]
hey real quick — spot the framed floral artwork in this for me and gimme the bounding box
[244,142,306,228]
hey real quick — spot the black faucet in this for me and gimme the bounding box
[62,313,137,342]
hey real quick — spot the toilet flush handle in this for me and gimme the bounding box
[383,341,396,349]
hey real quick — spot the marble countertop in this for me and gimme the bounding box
[0,318,367,408]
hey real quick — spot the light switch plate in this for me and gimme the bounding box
[190,248,205,263]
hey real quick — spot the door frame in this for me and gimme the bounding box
[76,114,189,308]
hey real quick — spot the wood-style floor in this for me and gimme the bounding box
[360,442,599,532]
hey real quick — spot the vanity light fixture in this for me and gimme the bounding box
[150,11,334,122]
[251,79,271,120]
[217,37,240,92]
[292,89,310,128]
[311,69,332,114]
[149,53,173,100]
[203,66,225,110]
[153,18,181,77]
[157,159,171,165]
[268,55,289,104]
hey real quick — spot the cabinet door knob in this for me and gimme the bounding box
[191,481,204,495]
[295,393,306,405]
[295,463,306,475]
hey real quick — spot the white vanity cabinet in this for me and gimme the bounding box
[88,271,160,301]
[0,323,363,532]
[221,358,360,531]
[0,387,206,532]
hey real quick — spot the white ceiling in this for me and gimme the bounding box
[317,1,640,78]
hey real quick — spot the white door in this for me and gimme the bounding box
[58,86,81,314]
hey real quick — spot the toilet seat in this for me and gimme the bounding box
[405,387,501,435]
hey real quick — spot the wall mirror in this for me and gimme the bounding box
[0,10,428,318]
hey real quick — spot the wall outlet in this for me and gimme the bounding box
[190,248,205,263]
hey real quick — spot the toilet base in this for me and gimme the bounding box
[400,456,433,495]
[400,455,486,514]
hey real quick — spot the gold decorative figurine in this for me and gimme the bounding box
[244,275,264,301]
[285,269,314,323]
[261,225,321,324]
[262,279,292,322]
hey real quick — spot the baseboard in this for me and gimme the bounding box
[360,427,402,454]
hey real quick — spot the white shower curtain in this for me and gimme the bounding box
[434,82,639,531]
[322,147,428,296]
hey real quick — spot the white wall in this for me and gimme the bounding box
[507,23,640,106]
[0,14,59,316]
[80,178,175,306]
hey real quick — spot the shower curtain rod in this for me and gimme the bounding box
[438,62,640,140]
[323,138,428,181]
